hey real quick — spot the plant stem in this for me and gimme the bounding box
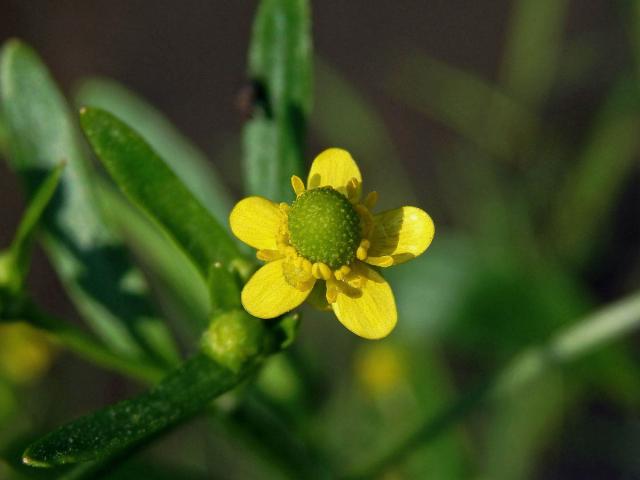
[22,302,166,384]
[345,290,640,479]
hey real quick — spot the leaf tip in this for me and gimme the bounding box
[21,453,51,468]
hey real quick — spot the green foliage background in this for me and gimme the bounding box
[1,1,639,479]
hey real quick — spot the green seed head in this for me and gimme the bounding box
[287,187,361,269]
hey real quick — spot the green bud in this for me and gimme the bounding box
[287,187,361,269]
[201,309,268,373]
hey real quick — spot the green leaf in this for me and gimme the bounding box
[243,0,312,202]
[207,262,241,313]
[96,180,210,331]
[550,76,640,265]
[23,311,296,467]
[387,52,539,161]
[74,77,232,224]
[79,107,242,280]
[0,163,63,307]
[0,108,8,157]
[22,352,242,467]
[500,0,569,108]
[346,290,640,478]
[312,59,415,208]
[0,39,179,366]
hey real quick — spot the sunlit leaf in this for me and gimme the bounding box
[80,107,242,279]
[0,39,179,366]
[75,77,232,224]
[243,0,312,202]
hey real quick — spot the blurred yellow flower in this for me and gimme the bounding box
[0,322,55,384]
[355,343,407,395]
[230,148,434,339]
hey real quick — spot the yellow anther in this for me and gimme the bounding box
[294,256,304,268]
[256,249,283,261]
[367,255,394,267]
[302,259,313,274]
[319,262,333,280]
[284,246,297,258]
[356,239,370,261]
[340,265,351,275]
[364,191,378,209]
[334,270,344,281]
[291,175,306,197]
[311,263,323,279]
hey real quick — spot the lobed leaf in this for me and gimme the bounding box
[243,0,312,202]
[79,107,242,280]
[0,39,179,365]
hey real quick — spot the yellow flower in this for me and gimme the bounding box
[229,148,434,339]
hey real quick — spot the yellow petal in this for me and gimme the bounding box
[307,148,362,196]
[367,207,435,266]
[241,259,314,318]
[332,263,397,339]
[229,196,283,250]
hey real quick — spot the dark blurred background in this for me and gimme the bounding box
[1,1,640,479]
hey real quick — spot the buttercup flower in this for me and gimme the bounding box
[230,148,434,339]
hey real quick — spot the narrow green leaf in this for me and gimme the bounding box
[96,180,210,331]
[500,0,569,108]
[22,352,241,467]
[23,310,296,467]
[74,77,232,224]
[312,59,415,207]
[346,290,640,478]
[79,107,242,279]
[0,108,8,157]
[6,163,64,287]
[550,76,640,265]
[208,262,241,312]
[387,53,539,160]
[0,39,179,365]
[243,0,312,202]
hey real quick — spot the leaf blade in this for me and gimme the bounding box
[243,0,312,202]
[0,39,179,365]
[74,77,232,224]
[79,107,242,279]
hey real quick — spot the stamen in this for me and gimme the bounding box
[355,204,374,237]
[366,255,394,267]
[364,191,378,209]
[312,262,332,280]
[346,177,360,202]
[356,239,371,261]
[256,249,283,261]
[291,175,306,197]
[326,284,338,304]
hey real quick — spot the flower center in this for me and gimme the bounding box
[287,187,361,269]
